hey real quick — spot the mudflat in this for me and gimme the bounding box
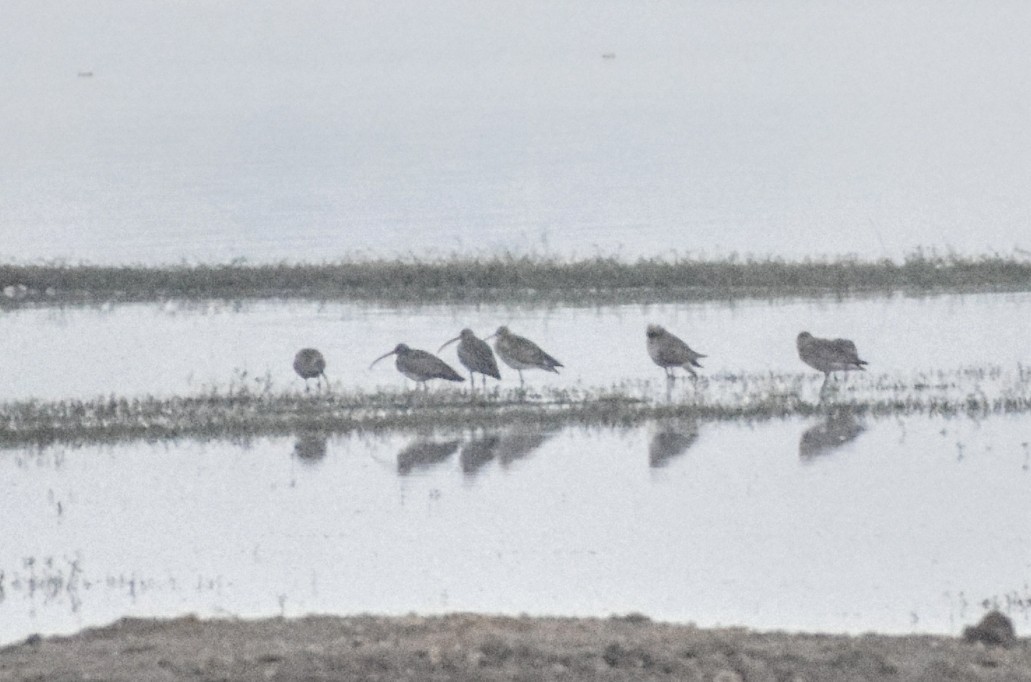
[2,613,1028,681]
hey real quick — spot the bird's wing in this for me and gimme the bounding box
[470,338,501,377]
[830,338,862,364]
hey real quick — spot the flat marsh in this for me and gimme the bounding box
[3,252,1031,306]
[1,368,1028,448]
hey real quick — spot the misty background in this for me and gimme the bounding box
[2,1,1030,263]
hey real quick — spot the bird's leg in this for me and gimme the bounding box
[818,373,832,401]
[518,370,525,388]
[304,379,311,393]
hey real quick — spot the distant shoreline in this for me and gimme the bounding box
[2,252,1030,306]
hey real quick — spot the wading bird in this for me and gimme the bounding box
[293,348,327,391]
[645,324,705,381]
[438,328,501,390]
[486,326,562,387]
[370,343,464,389]
[796,331,868,391]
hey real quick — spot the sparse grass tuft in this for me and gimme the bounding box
[0,367,1028,449]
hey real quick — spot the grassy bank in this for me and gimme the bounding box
[1,369,1028,448]
[3,613,1028,682]
[2,252,1031,306]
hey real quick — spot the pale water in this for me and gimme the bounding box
[3,0,1031,646]
[0,291,1028,401]
[1,413,1029,645]
[0,292,1029,642]
[3,1,1031,264]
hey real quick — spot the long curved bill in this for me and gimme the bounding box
[369,349,396,369]
[437,336,461,353]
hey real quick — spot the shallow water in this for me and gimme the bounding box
[1,291,1029,402]
[1,413,1028,645]
[3,2,1030,263]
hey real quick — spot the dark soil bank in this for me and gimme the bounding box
[2,613,1029,681]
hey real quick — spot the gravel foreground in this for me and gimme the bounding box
[1,613,1029,682]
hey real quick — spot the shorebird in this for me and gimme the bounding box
[370,343,464,389]
[438,328,501,390]
[646,325,705,381]
[486,326,563,387]
[796,331,868,391]
[293,348,327,391]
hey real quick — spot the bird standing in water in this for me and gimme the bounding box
[293,348,327,391]
[796,331,868,392]
[370,343,464,390]
[438,328,501,391]
[486,326,562,387]
[646,325,705,381]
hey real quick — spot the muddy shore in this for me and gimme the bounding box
[2,613,1028,681]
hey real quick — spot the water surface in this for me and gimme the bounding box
[1,413,1028,644]
[0,291,1028,401]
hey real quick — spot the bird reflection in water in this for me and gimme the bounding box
[458,429,554,477]
[459,434,500,476]
[799,408,865,460]
[648,421,699,468]
[292,432,328,465]
[495,430,553,468]
[396,439,461,475]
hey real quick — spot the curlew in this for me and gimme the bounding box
[796,331,868,391]
[370,343,464,389]
[486,326,562,387]
[293,348,327,392]
[439,328,501,390]
[646,325,705,381]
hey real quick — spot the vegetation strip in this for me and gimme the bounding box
[1,370,1029,448]
[3,613,1029,681]
[3,252,1031,305]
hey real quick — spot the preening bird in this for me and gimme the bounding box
[293,348,327,391]
[796,331,868,390]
